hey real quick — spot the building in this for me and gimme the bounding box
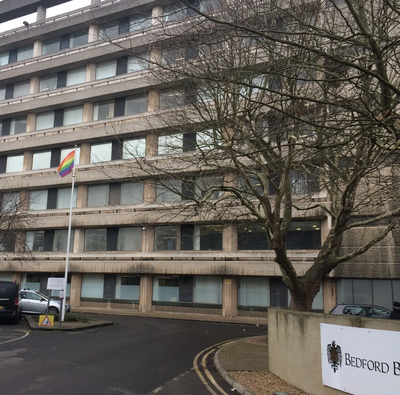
[0,0,399,318]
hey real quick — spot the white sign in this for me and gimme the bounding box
[321,324,400,395]
[47,278,66,290]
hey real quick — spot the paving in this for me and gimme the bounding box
[24,308,269,395]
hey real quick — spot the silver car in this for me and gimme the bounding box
[19,290,71,315]
[329,304,390,319]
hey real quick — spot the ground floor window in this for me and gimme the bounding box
[115,275,140,300]
[238,277,270,309]
[81,274,104,298]
[21,273,41,291]
[0,272,12,281]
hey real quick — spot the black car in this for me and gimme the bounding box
[0,281,21,324]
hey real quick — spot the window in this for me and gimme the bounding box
[39,74,58,92]
[193,276,222,304]
[61,147,80,165]
[96,60,117,80]
[57,187,77,209]
[81,274,104,298]
[36,111,55,130]
[238,277,269,309]
[153,275,180,302]
[196,130,217,150]
[116,275,140,300]
[195,175,223,199]
[163,2,188,22]
[0,51,9,66]
[10,116,27,134]
[125,94,148,115]
[290,170,319,195]
[42,37,60,55]
[181,224,223,250]
[99,21,120,39]
[13,80,30,97]
[32,151,51,170]
[94,100,114,120]
[66,67,86,86]
[120,182,144,204]
[0,86,5,101]
[53,230,74,252]
[63,106,83,126]
[117,227,142,250]
[2,192,20,212]
[287,221,321,249]
[70,31,88,47]
[6,155,24,173]
[90,142,112,163]
[158,134,183,155]
[127,52,149,72]
[154,225,179,250]
[26,230,45,252]
[238,223,269,250]
[29,190,48,210]
[122,139,146,159]
[17,45,33,61]
[156,180,182,202]
[129,12,152,31]
[160,89,186,109]
[84,229,107,251]
[87,185,110,207]
[0,232,16,252]
[21,274,41,291]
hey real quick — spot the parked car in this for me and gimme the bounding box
[329,304,390,319]
[0,281,21,324]
[19,289,71,315]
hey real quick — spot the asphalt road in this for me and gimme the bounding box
[0,314,266,395]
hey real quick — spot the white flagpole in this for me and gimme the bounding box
[62,149,76,322]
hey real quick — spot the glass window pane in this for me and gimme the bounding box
[32,151,51,170]
[193,276,222,304]
[81,274,104,298]
[39,74,58,92]
[63,106,83,126]
[195,175,223,200]
[99,21,119,39]
[287,221,321,249]
[160,89,185,109]
[154,225,178,250]
[156,180,182,202]
[129,12,152,31]
[127,52,149,72]
[336,279,353,304]
[0,86,5,101]
[66,67,86,86]
[84,229,107,251]
[87,185,109,207]
[21,273,41,291]
[2,192,20,212]
[26,230,45,252]
[353,279,372,304]
[29,190,48,210]
[0,51,9,66]
[153,275,179,302]
[57,187,77,209]
[122,139,146,159]
[117,227,142,250]
[6,155,24,173]
[96,60,117,80]
[70,31,88,47]
[53,230,74,252]
[312,283,324,310]
[158,134,183,155]
[125,94,148,115]
[17,45,33,61]
[393,280,400,304]
[197,224,222,250]
[238,223,269,250]
[163,2,187,22]
[36,111,55,130]
[238,277,270,308]
[90,142,112,163]
[120,182,144,204]
[13,80,30,97]
[43,38,60,55]
[93,101,114,120]
[10,116,27,134]
[61,147,80,165]
[372,280,392,310]
[116,275,140,300]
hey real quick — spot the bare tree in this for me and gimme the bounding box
[107,0,400,310]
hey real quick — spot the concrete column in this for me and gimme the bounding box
[23,151,33,171]
[69,273,82,308]
[224,171,237,188]
[73,229,85,253]
[223,223,237,253]
[33,40,43,57]
[79,142,91,164]
[139,274,153,312]
[222,276,238,318]
[320,217,329,245]
[142,225,154,252]
[152,5,163,25]
[322,277,336,313]
[36,5,46,21]
[76,185,88,208]
[143,178,156,203]
[30,76,39,94]
[26,113,36,132]
[147,89,160,112]
[86,63,96,82]
[20,190,30,211]
[83,102,94,123]
[88,24,99,42]
[145,132,158,157]
[12,272,23,284]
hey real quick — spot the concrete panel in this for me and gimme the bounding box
[268,308,400,395]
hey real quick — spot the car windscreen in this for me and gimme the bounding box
[0,283,17,298]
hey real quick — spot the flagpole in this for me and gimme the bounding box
[62,149,76,322]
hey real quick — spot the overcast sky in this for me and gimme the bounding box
[0,0,92,33]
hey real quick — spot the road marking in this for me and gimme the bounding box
[0,331,30,345]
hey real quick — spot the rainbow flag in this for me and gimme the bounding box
[57,150,75,178]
